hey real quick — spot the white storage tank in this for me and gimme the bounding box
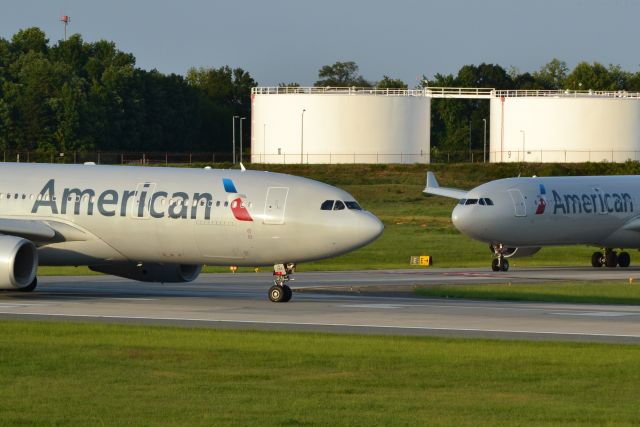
[490,93,640,163]
[250,88,430,164]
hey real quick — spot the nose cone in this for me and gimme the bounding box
[451,205,471,235]
[356,211,385,246]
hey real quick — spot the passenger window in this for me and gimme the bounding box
[345,201,362,210]
[334,200,345,210]
[465,199,478,205]
[224,201,228,207]
[216,201,221,207]
[321,200,334,210]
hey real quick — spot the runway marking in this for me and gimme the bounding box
[1,311,639,340]
[341,304,411,309]
[549,311,639,317]
[108,298,157,301]
[0,303,49,308]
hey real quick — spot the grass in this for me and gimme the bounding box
[414,281,640,304]
[0,321,639,426]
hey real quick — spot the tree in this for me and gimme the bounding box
[565,61,617,90]
[376,75,407,89]
[533,59,568,90]
[314,61,370,87]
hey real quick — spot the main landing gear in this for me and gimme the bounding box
[490,244,509,272]
[591,249,631,268]
[268,263,295,302]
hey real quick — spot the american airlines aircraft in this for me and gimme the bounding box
[424,171,640,272]
[0,163,383,302]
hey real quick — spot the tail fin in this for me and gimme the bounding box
[423,172,468,199]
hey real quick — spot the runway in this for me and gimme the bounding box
[0,267,639,343]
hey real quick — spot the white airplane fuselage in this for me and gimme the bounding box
[0,163,383,300]
[452,175,640,248]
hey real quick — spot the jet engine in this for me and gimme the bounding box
[490,245,541,258]
[89,263,202,283]
[0,236,38,289]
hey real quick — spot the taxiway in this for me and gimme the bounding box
[0,267,639,343]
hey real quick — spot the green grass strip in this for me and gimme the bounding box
[0,321,639,426]
[414,281,640,304]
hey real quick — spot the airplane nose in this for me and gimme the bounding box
[451,205,469,234]
[360,212,384,244]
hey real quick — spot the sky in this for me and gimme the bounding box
[2,0,639,87]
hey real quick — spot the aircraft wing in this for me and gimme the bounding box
[622,216,640,232]
[423,172,468,200]
[0,218,56,241]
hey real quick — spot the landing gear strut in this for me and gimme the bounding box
[591,249,630,268]
[268,263,295,302]
[490,244,509,272]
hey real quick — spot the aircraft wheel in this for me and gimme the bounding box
[491,258,500,272]
[268,285,285,302]
[591,252,603,268]
[282,285,292,302]
[605,251,618,268]
[618,251,631,268]
[500,259,509,272]
[17,277,37,292]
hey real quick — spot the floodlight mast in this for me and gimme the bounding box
[61,15,71,41]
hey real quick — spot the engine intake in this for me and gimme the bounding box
[89,263,202,283]
[0,236,37,289]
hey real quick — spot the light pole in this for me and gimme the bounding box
[482,118,487,163]
[301,109,306,164]
[469,119,472,162]
[520,129,525,162]
[232,115,239,164]
[239,117,246,164]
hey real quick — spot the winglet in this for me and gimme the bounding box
[423,172,468,200]
[239,162,246,171]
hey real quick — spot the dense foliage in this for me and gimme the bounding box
[3,28,640,158]
[0,28,254,156]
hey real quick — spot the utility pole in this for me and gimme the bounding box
[239,117,246,164]
[60,15,70,41]
[232,116,239,164]
[482,118,487,163]
[301,109,306,164]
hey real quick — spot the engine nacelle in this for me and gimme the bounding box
[89,263,202,283]
[0,236,37,289]
[491,245,541,259]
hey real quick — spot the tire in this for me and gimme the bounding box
[268,285,284,302]
[491,258,500,272]
[605,251,618,268]
[500,259,509,272]
[17,277,37,292]
[591,252,603,268]
[618,251,631,268]
[282,285,292,302]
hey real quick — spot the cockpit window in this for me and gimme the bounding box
[321,200,334,210]
[465,199,478,205]
[483,198,494,206]
[479,198,486,205]
[345,201,362,210]
[458,199,466,205]
[334,200,345,210]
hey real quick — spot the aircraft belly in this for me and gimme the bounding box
[38,240,128,265]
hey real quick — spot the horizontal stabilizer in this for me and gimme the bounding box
[423,172,467,199]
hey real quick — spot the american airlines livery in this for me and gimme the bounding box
[0,163,383,302]
[424,171,640,272]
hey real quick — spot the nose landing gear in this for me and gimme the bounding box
[591,249,630,268]
[268,263,295,302]
[490,244,509,272]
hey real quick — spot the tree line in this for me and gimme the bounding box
[2,28,640,158]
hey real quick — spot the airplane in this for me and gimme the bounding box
[424,171,640,272]
[0,162,383,302]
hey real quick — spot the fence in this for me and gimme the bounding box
[4,150,640,165]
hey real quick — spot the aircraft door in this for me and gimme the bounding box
[507,189,527,217]
[264,187,289,225]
